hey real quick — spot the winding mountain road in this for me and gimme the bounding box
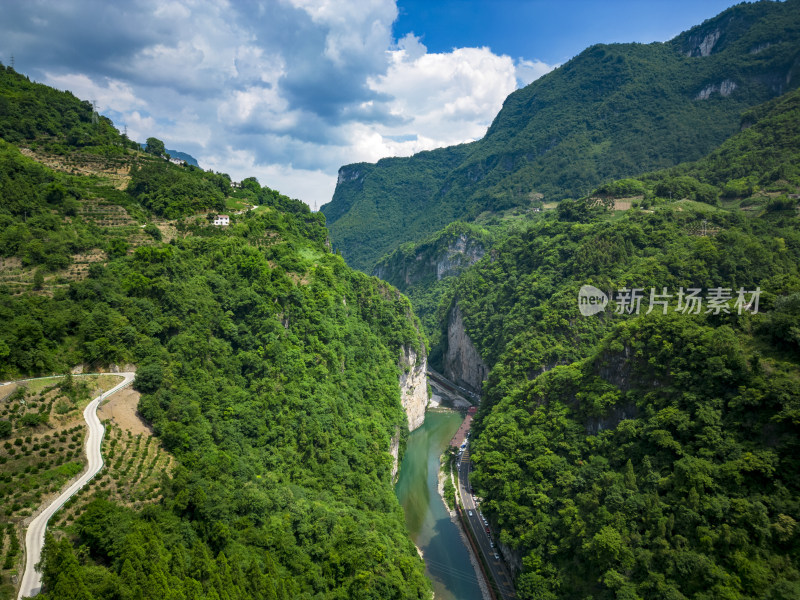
[16,372,135,600]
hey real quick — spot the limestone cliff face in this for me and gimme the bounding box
[389,429,400,482]
[696,79,738,100]
[391,344,428,481]
[372,225,488,292]
[498,539,523,578]
[443,304,488,394]
[684,29,721,57]
[336,165,365,186]
[399,344,429,432]
[435,233,485,281]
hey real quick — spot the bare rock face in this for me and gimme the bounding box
[498,539,523,577]
[696,79,738,99]
[336,166,364,185]
[372,231,486,289]
[435,234,486,281]
[399,344,429,432]
[391,345,429,481]
[389,429,401,482]
[683,28,722,57]
[443,304,488,394]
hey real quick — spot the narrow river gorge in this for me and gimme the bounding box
[395,410,483,600]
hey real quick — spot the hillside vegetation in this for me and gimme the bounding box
[443,84,800,600]
[322,0,800,272]
[0,65,430,599]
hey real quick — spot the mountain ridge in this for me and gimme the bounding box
[322,0,800,272]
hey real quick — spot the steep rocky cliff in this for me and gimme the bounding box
[371,223,492,369]
[443,304,488,394]
[391,344,429,481]
[372,222,489,290]
[435,233,485,280]
[399,344,429,431]
[389,429,401,482]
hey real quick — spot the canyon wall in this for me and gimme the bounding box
[443,304,488,394]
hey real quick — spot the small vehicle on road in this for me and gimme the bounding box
[468,510,473,517]
[494,553,499,560]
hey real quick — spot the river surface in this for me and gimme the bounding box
[395,410,483,600]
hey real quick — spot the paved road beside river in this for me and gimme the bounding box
[458,444,517,599]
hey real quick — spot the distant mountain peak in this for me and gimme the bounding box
[136,143,200,167]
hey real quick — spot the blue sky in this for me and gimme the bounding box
[0,0,744,207]
[395,0,741,63]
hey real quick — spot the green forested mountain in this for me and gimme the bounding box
[322,0,800,272]
[26,225,429,600]
[342,62,800,599]
[0,65,430,599]
[440,86,800,598]
[642,85,800,200]
[323,143,471,272]
[0,68,130,153]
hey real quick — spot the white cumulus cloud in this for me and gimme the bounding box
[1,0,555,208]
[515,58,557,86]
[363,35,521,158]
[41,73,147,114]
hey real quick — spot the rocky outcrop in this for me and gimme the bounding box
[750,42,774,55]
[336,165,364,185]
[389,429,400,482]
[436,234,485,280]
[391,345,428,481]
[696,79,738,99]
[372,228,486,291]
[685,29,721,57]
[443,304,488,394]
[498,539,523,578]
[399,344,428,432]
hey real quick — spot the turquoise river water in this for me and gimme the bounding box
[395,410,483,600]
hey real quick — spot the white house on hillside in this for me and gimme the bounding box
[213,215,230,226]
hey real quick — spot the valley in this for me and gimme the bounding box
[2,1,800,599]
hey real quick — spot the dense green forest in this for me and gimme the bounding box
[18,221,430,599]
[322,0,800,272]
[0,64,431,599]
[0,67,135,155]
[436,86,800,599]
[474,314,800,599]
[341,62,800,600]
